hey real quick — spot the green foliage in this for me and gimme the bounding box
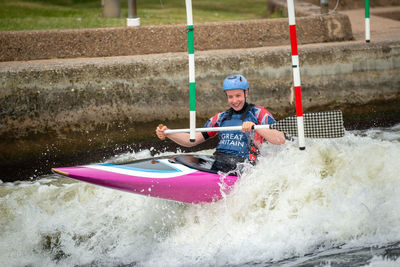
[0,0,282,31]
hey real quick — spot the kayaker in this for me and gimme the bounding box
[156,74,286,172]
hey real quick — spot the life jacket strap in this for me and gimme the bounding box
[240,103,254,121]
[226,108,234,121]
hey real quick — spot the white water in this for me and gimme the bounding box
[1,125,400,266]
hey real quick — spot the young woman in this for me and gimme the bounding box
[156,74,285,172]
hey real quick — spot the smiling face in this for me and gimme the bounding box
[226,89,248,111]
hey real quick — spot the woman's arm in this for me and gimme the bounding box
[155,125,205,147]
[241,121,285,145]
[255,128,286,145]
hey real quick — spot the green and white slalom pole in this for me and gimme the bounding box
[287,0,306,150]
[365,0,370,43]
[185,0,196,142]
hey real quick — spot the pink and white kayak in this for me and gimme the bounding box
[52,154,238,203]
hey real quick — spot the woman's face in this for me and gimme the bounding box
[226,89,248,111]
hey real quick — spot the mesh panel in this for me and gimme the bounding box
[272,110,344,138]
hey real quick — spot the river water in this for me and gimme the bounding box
[1,124,400,267]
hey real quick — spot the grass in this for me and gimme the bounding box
[0,0,283,31]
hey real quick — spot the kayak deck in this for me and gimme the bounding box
[52,154,238,203]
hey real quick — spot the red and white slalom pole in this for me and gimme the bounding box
[287,0,305,150]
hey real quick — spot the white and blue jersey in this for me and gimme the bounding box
[202,103,276,160]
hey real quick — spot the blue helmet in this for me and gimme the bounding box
[222,74,249,92]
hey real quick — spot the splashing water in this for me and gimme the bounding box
[1,125,399,266]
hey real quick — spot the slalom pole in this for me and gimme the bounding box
[287,0,306,150]
[185,0,196,142]
[365,0,370,43]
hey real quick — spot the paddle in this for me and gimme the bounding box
[164,110,345,139]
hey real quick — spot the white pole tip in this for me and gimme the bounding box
[127,18,140,27]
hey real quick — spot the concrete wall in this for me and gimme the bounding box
[0,13,352,62]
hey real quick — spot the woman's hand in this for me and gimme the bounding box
[156,124,168,140]
[242,121,255,132]
[155,125,205,147]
